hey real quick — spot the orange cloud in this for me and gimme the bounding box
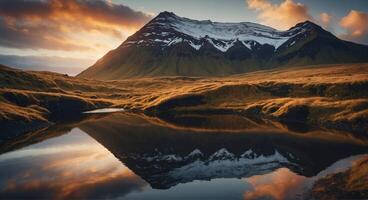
[0,138,147,199]
[319,12,332,29]
[340,10,368,44]
[246,0,312,30]
[0,0,152,51]
[243,168,306,200]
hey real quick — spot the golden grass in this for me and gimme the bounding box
[0,101,47,122]
[1,63,367,135]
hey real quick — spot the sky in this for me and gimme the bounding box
[0,0,367,75]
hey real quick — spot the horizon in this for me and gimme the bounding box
[0,0,367,75]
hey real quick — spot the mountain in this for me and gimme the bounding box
[79,113,368,189]
[78,11,368,79]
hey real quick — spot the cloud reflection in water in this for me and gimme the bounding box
[0,128,147,199]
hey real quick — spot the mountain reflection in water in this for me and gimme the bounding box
[0,112,367,200]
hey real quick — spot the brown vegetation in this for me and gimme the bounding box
[308,157,368,199]
[1,63,367,137]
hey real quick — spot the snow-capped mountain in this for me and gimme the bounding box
[122,11,295,51]
[79,113,368,190]
[121,148,294,189]
[79,11,368,79]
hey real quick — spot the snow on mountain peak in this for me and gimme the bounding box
[123,11,309,51]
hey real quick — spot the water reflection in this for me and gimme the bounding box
[0,129,147,199]
[244,168,306,200]
[79,113,368,189]
[243,155,368,200]
[0,112,367,199]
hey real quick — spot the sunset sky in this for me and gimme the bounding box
[0,0,367,74]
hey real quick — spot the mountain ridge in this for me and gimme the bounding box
[78,11,368,79]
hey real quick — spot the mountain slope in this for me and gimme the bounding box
[78,11,368,79]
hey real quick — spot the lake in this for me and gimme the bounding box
[0,112,367,199]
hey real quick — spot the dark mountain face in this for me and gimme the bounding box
[78,12,368,80]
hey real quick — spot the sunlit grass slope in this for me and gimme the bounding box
[1,63,367,136]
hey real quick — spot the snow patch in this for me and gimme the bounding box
[167,37,183,45]
[289,41,296,47]
[149,15,294,49]
[125,13,310,51]
[186,149,203,158]
[145,154,183,162]
[167,150,291,183]
[188,41,201,50]
[209,148,235,160]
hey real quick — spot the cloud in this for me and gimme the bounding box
[319,12,332,29]
[243,168,306,200]
[0,0,152,51]
[339,10,368,44]
[0,54,95,75]
[246,0,312,30]
[0,132,148,199]
[0,18,92,51]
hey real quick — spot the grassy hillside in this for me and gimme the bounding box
[0,65,114,137]
[143,63,368,135]
[1,63,368,137]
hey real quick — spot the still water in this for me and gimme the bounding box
[0,112,367,199]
